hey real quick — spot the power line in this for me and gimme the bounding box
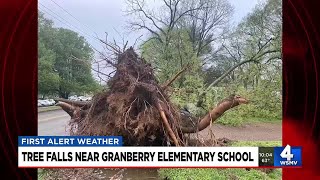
[38,7,102,54]
[49,0,99,38]
[47,0,131,54]
[39,2,100,44]
[38,3,108,60]
[38,5,110,83]
[39,7,107,80]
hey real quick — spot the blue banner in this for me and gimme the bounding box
[18,136,122,146]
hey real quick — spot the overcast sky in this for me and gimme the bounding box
[39,0,262,83]
[39,0,262,51]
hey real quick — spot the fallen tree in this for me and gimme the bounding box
[56,47,248,146]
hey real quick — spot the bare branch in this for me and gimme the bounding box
[133,34,143,48]
[129,22,163,43]
[70,55,113,83]
[99,38,121,54]
[135,0,166,35]
[162,64,190,89]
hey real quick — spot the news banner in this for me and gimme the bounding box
[18,136,302,168]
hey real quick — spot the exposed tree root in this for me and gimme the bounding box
[156,101,180,146]
[56,47,248,146]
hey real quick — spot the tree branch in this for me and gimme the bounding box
[162,64,190,89]
[130,22,163,43]
[135,0,166,35]
[181,95,248,133]
[206,49,278,90]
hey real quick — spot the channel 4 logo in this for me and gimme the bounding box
[274,145,302,167]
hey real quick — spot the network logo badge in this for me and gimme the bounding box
[274,145,302,167]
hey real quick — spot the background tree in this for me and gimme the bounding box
[178,0,233,57]
[38,41,60,98]
[38,12,60,98]
[131,0,282,123]
[129,0,233,96]
[127,0,233,70]
[203,0,282,124]
[38,12,99,98]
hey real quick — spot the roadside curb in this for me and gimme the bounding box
[38,106,62,113]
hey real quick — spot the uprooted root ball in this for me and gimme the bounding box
[69,47,184,146]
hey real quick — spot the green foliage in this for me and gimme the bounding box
[208,85,281,126]
[38,12,99,98]
[216,66,282,126]
[38,41,60,96]
[141,0,281,126]
[201,0,282,126]
[170,70,281,127]
[142,28,210,116]
[170,73,205,112]
[38,169,49,180]
[158,141,282,180]
[170,73,281,127]
[141,29,201,84]
[142,29,209,116]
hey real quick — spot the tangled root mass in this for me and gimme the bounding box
[70,47,183,146]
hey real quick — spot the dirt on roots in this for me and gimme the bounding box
[69,47,184,146]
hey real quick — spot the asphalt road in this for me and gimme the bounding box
[38,109,70,135]
[38,109,281,141]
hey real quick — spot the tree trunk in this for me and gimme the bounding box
[59,91,69,99]
[181,95,248,133]
[243,79,248,90]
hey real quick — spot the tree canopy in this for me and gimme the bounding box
[129,0,282,123]
[38,12,99,98]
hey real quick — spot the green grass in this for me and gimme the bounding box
[217,116,281,127]
[38,106,61,113]
[245,117,282,124]
[159,168,282,180]
[38,169,49,180]
[158,141,282,180]
[232,141,281,147]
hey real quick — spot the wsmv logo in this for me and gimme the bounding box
[274,145,302,167]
